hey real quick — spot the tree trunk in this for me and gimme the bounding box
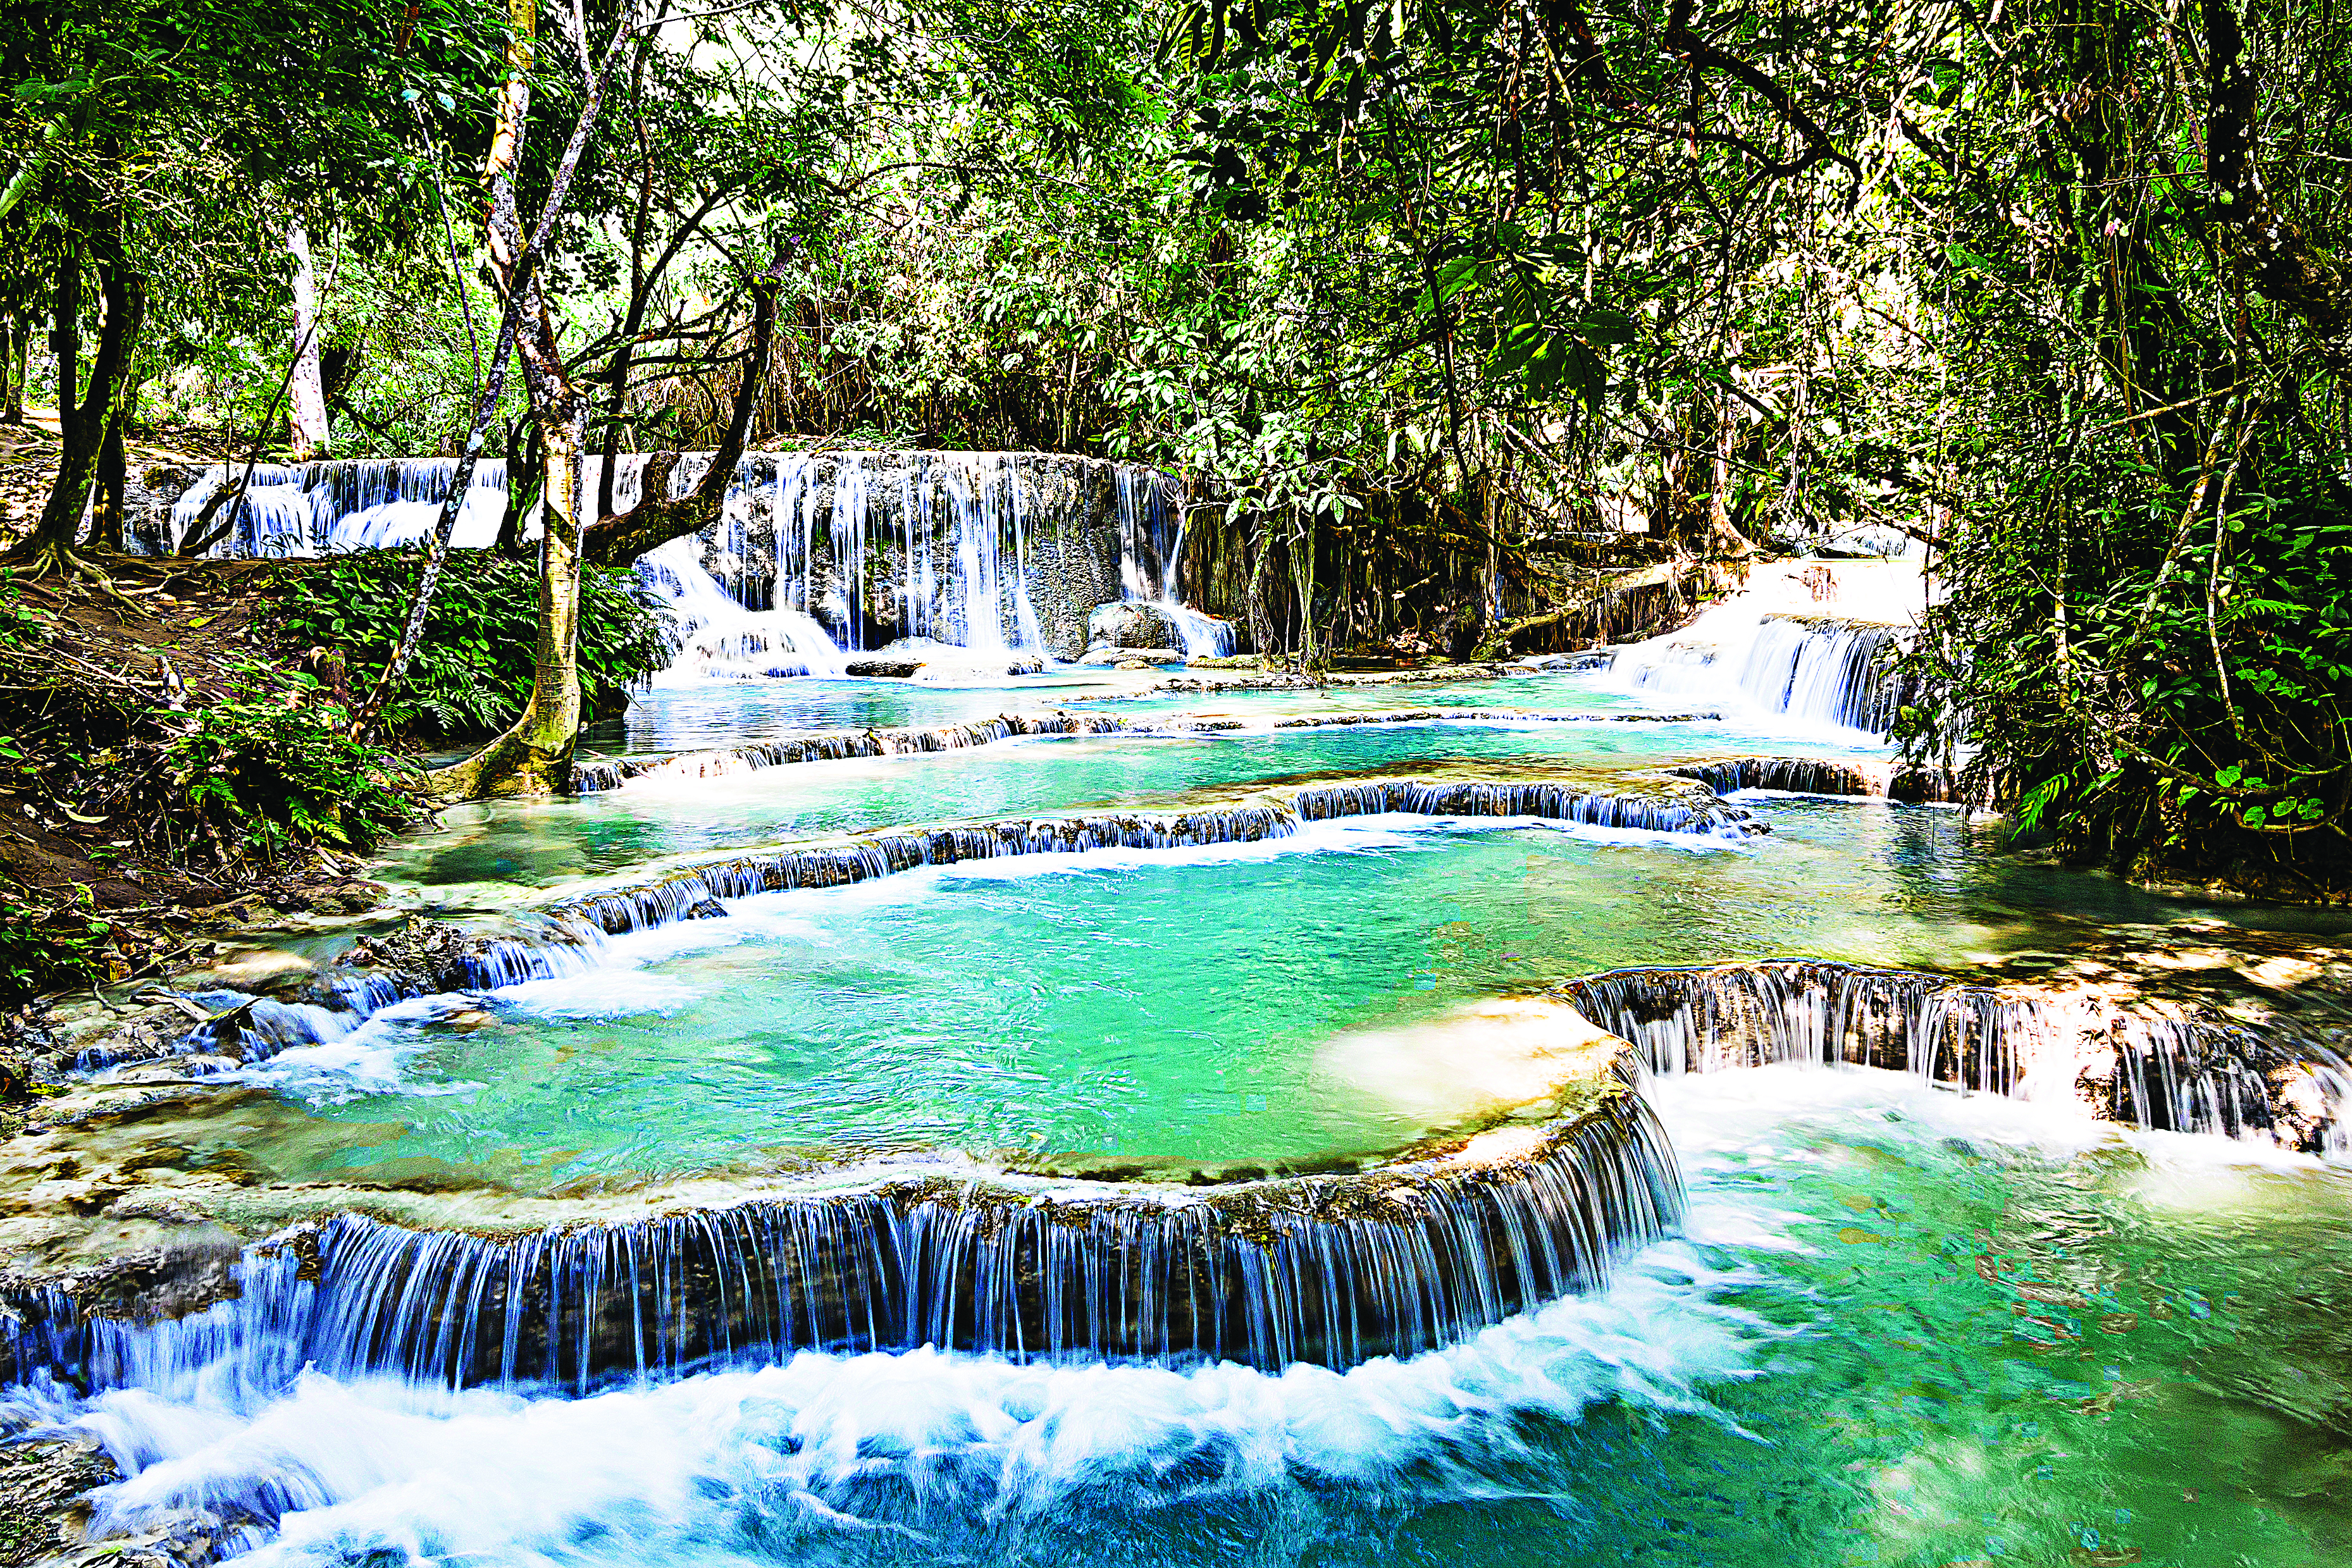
[428,406,587,800]
[423,0,600,799]
[1705,387,1752,557]
[87,401,127,550]
[287,223,331,458]
[16,230,144,562]
[0,318,21,424]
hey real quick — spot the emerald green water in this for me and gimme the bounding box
[71,1065,2352,1567]
[598,669,1609,756]
[281,799,2234,1188]
[386,715,1881,892]
[40,670,2352,1567]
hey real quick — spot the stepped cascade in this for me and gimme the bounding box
[1602,603,1916,737]
[4,1049,1683,1390]
[158,450,1233,664]
[9,587,2349,1568]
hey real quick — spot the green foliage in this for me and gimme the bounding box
[160,669,418,859]
[269,551,674,738]
[1886,0,2352,889]
[0,898,113,1001]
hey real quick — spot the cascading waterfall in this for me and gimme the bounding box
[166,460,514,557]
[450,781,1762,986]
[164,450,1226,667]
[3,1082,1681,1390]
[571,712,1141,791]
[1110,465,1234,657]
[1667,758,1886,797]
[638,536,848,681]
[1606,612,1910,736]
[570,707,1749,794]
[1561,959,2352,1153]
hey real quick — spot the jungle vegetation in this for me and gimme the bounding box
[0,0,2344,894]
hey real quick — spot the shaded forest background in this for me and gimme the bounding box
[0,0,2346,920]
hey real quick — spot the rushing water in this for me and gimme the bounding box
[15,605,2352,1565]
[16,1070,2352,1565]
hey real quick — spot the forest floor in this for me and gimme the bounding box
[2,420,394,1002]
[0,554,393,991]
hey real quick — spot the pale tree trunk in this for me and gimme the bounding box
[349,0,629,747]
[425,0,599,800]
[287,224,330,458]
[0,318,22,423]
[426,405,588,801]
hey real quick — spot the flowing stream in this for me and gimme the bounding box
[12,554,2352,1566]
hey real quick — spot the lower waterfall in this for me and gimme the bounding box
[1561,959,2350,1153]
[3,1084,1683,1390]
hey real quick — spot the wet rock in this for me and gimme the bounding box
[1005,657,1046,676]
[844,657,923,678]
[334,914,501,996]
[33,1505,266,1568]
[44,1005,199,1075]
[680,898,729,920]
[186,947,317,992]
[1086,600,1185,651]
[278,879,388,915]
[0,1431,117,1567]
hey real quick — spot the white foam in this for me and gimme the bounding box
[494,969,707,1019]
[225,996,480,1101]
[23,1229,1773,1565]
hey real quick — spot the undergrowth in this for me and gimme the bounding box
[269,550,674,736]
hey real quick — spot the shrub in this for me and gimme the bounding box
[270,550,675,736]
[164,666,421,860]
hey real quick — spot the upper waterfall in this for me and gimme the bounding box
[158,450,1234,665]
[1600,560,1926,740]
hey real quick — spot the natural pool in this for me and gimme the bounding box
[263,796,2284,1189]
[28,1070,2352,1566]
[392,705,1884,891]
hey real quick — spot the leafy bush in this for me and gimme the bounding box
[0,898,115,1001]
[269,551,675,736]
[164,669,421,860]
[1909,450,2352,891]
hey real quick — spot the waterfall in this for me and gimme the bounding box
[1111,465,1234,658]
[1667,758,1886,797]
[572,712,1141,791]
[636,536,847,680]
[1291,778,1763,841]
[1606,612,1909,738]
[165,450,1223,666]
[1560,960,2351,1154]
[6,1068,1681,1389]
[479,781,1761,972]
[167,460,512,557]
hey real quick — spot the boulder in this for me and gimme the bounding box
[1088,600,1186,651]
